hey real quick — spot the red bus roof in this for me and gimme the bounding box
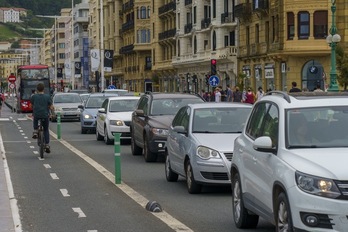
[18,64,49,70]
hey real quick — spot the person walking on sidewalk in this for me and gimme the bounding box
[31,83,54,153]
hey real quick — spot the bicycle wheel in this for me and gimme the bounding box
[39,129,45,159]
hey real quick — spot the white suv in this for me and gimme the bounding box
[231,91,348,231]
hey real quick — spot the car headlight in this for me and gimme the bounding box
[151,128,168,136]
[295,171,341,198]
[110,120,123,126]
[196,146,221,160]
[84,114,93,119]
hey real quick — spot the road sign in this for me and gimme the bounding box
[9,83,15,89]
[8,74,16,83]
[107,85,116,89]
[209,75,220,87]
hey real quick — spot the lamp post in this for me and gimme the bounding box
[326,0,341,92]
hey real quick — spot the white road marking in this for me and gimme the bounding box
[87,230,98,232]
[0,132,22,231]
[26,141,31,144]
[0,118,10,121]
[53,134,193,232]
[18,127,21,129]
[50,173,59,180]
[19,130,23,132]
[38,157,44,161]
[43,164,51,169]
[30,146,35,149]
[21,133,25,136]
[24,137,28,139]
[60,189,70,197]
[33,151,38,155]
[72,207,86,218]
[17,118,27,121]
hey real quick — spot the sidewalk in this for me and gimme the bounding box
[0,103,19,232]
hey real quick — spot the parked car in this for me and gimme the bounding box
[102,89,128,96]
[80,93,90,103]
[165,102,252,194]
[79,93,119,134]
[231,91,348,231]
[51,92,83,122]
[96,96,140,144]
[131,92,205,162]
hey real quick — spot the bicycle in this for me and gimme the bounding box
[37,118,46,159]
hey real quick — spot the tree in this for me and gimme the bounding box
[336,45,348,90]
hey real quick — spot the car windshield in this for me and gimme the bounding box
[54,94,82,103]
[109,99,139,112]
[287,106,348,148]
[151,98,203,116]
[80,94,90,102]
[85,96,107,108]
[192,107,251,133]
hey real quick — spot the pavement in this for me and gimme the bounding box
[0,100,20,232]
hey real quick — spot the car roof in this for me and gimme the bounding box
[188,102,253,109]
[260,91,348,109]
[108,96,140,101]
[88,93,119,97]
[147,92,203,99]
[53,92,80,96]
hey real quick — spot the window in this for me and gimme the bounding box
[287,12,295,40]
[298,11,310,39]
[212,31,217,51]
[140,6,147,19]
[255,24,259,43]
[193,7,196,24]
[212,0,216,18]
[230,31,235,46]
[137,29,150,43]
[59,53,65,59]
[194,36,197,54]
[314,11,327,39]
[58,43,65,49]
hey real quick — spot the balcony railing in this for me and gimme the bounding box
[201,18,211,29]
[254,0,268,11]
[122,0,134,12]
[158,28,176,41]
[184,23,192,34]
[185,0,192,6]
[121,21,134,32]
[234,3,251,19]
[119,44,134,54]
[221,12,234,24]
[159,1,176,15]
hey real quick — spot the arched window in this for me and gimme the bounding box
[140,6,147,19]
[147,6,151,18]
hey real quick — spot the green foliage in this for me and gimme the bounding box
[336,45,348,90]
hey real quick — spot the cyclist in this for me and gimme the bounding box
[31,83,54,153]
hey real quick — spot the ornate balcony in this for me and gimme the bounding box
[185,0,192,6]
[121,21,134,33]
[158,28,176,41]
[184,23,192,34]
[122,0,134,13]
[254,0,268,11]
[159,1,176,15]
[201,18,211,29]
[221,12,235,24]
[119,44,134,54]
[234,3,251,20]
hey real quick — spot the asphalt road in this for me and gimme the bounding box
[0,103,275,232]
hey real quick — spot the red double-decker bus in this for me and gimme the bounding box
[15,64,51,113]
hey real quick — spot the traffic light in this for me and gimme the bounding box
[205,75,210,86]
[211,59,217,75]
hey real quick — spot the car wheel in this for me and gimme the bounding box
[232,173,259,228]
[185,161,201,194]
[165,151,178,182]
[143,136,157,162]
[131,131,142,156]
[104,127,113,145]
[96,126,103,141]
[275,192,293,232]
[81,127,87,134]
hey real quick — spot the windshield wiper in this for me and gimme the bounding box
[287,145,319,149]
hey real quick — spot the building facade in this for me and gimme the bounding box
[0,8,26,23]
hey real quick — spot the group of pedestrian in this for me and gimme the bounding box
[289,81,325,93]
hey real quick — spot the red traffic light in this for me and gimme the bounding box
[211,59,217,65]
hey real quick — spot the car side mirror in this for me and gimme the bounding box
[173,126,187,134]
[135,109,144,116]
[98,108,106,114]
[253,136,276,153]
[78,105,84,109]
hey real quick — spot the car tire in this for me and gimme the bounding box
[232,173,259,228]
[275,192,293,232]
[185,161,201,194]
[131,129,142,156]
[165,151,178,182]
[104,127,113,145]
[143,136,157,162]
[96,126,103,141]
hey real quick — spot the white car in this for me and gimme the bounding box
[96,96,140,144]
[231,91,348,231]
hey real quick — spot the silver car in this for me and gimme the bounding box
[51,92,83,122]
[165,102,252,194]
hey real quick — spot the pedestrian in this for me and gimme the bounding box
[232,86,243,102]
[0,93,3,116]
[313,83,324,92]
[256,86,264,101]
[244,87,255,104]
[226,85,232,102]
[215,88,221,102]
[289,81,302,92]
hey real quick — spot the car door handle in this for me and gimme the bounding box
[252,157,257,162]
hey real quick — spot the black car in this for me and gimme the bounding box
[131,92,205,162]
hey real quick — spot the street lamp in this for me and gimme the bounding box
[326,0,341,92]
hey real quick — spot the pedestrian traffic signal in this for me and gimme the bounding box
[211,59,217,75]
